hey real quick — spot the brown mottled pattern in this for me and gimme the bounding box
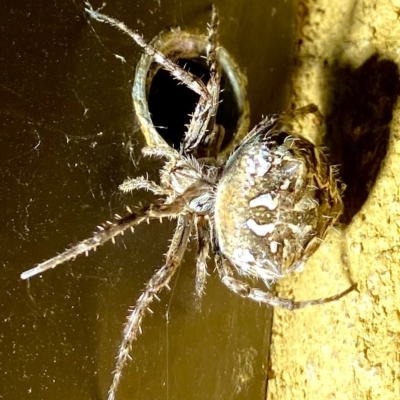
[215,116,343,281]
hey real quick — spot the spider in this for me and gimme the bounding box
[21,4,355,400]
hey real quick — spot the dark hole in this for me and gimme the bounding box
[147,58,239,151]
[323,54,399,224]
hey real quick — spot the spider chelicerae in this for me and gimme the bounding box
[21,4,355,400]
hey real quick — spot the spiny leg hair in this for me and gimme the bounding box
[20,202,182,280]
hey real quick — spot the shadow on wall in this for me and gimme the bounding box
[323,54,399,224]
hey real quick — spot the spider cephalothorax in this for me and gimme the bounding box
[21,4,355,400]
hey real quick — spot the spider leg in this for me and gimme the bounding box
[108,214,192,400]
[21,202,182,280]
[278,104,325,139]
[84,3,210,101]
[141,145,179,161]
[204,5,224,157]
[119,176,165,195]
[183,5,222,156]
[284,103,323,122]
[204,125,225,158]
[85,3,224,157]
[194,216,210,298]
[215,253,356,310]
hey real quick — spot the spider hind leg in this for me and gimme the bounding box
[108,215,192,400]
[215,253,356,310]
[194,216,211,298]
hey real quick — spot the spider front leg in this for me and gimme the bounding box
[183,5,223,156]
[21,202,182,280]
[84,3,210,101]
[85,4,225,156]
[108,214,192,400]
[215,253,356,310]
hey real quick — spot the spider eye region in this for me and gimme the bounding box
[214,122,343,283]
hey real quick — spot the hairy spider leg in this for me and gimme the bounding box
[108,214,192,400]
[84,3,210,102]
[85,3,224,158]
[20,203,182,280]
[193,216,211,298]
[215,253,356,310]
[84,2,219,156]
[183,5,223,156]
[118,145,183,196]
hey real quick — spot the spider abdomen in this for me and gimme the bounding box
[214,120,343,283]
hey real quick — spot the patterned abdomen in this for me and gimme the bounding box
[214,118,343,284]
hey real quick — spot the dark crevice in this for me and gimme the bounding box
[147,58,239,151]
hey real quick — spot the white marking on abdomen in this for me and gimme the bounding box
[256,150,271,176]
[270,241,279,254]
[249,193,279,210]
[246,218,275,236]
